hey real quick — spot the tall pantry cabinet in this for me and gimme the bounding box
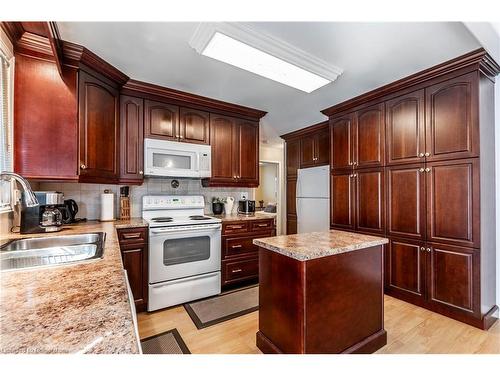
[322,49,499,330]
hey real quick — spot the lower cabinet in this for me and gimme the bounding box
[117,227,149,312]
[221,219,275,288]
[385,237,482,326]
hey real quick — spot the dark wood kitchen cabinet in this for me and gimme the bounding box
[221,218,275,288]
[321,50,499,330]
[385,89,425,165]
[286,178,297,235]
[117,227,149,312]
[425,72,478,162]
[203,114,259,187]
[179,107,210,144]
[119,95,144,184]
[300,126,330,167]
[144,99,179,141]
[286,138,301,178]
[78,70,120,183]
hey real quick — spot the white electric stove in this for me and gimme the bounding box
[142,195,221,311]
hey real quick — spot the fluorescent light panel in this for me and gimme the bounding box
[202,32,331,93]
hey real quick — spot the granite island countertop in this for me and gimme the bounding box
[0,218,148,354]
[253,230,388,261]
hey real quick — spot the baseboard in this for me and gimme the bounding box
[341,329,387,354]
[256,331,283,354]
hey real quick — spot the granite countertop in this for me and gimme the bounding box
[212,212,277,222]
[253,230,388,261]
[0,218,147,354]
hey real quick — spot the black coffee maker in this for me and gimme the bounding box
[21,191,66,234]
[61,199,83,224]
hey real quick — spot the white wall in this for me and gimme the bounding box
[256,163,278,205]
[495,80,500,315]
[260,143,285,234]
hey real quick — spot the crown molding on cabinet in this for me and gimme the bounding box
[321,48,500,117]
[189,22,343,84]
[122,79,267,120]
[280,120,329,141]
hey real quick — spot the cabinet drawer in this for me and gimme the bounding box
[117,227,148,244]
[223,236,257,259]
[222,257,259,284]
[250,220,274,232]
[222,222,248,235]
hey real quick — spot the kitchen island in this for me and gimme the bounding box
[253,230,389,354]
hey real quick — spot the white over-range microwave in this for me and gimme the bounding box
[144,138,211,178]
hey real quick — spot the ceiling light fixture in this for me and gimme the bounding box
[189,23,342,93]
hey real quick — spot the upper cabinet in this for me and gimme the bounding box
[286,139,301,178]
[179,107,210,145]
[300,126,330,167]
[144,100,179,141]
[204,114,259,187]
[119,95,144,184]
[425,72,478,162]
[331,103,384,170]
[78,70,120,183]
[386,90,425,165]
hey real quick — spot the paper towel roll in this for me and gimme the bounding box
[100,191,115,221]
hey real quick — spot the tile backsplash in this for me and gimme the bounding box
[37,178,254,220]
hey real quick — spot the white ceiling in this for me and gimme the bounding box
[58,22,481,146]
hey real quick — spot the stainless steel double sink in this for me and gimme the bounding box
[1,232,106,271]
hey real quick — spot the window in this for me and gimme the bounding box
[0,31,14,212]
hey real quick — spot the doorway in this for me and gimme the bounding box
[255,160,282,234]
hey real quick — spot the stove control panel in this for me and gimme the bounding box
[143,195,205,210]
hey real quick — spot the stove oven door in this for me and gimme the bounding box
[149,224,221,284]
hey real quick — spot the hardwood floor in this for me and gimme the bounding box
[137,295,500,354]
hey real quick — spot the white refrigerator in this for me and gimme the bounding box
[296,165,330,234]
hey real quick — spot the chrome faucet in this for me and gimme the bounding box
[0,171,39,207]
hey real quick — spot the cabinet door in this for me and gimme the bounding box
[386,89,425,165]
[314,127,330,166]
[331,114,354,169]
[78,71,119,182]
[236,119,259,184]
[300,136,315,168]
[330,171,354,230]
[286,139,301,178]
[287,215,297,235]
[386,164,426,240]
[144,99,179,140]
[354,103,385,168]
[119,95,144,183]
[355,168,384,235]
[428,243,479,315]
[426,159,479,248]
[209,115,237,181]
[286,178,297,216]
[386,238,426,301]
[179,107,209,144]
[425,72,478,161]
[121,243,148,311]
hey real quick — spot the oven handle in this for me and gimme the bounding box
[150,224,221,235]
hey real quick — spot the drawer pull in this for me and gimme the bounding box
[231,245,243,249]
[231,268,243,273]
[229,225,244,229]
[122,233,141,239]
[256,224,268,227]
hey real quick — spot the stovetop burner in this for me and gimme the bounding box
[151,217,173,222]
[189,215,211,221]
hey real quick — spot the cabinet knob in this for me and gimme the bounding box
[237,175,240,179]
[425,152,430,157]
[419,153,424,158]
[420,247,425,251]
[80,164,87,170]
[353,161,358,165]
[179,135,184,139]
[425,168,431,173]
[139,170,143,175]
[426,248,431,253]
[349,162,353,166]
[419,168,425,172]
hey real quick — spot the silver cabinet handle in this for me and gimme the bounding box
[425,168,431,173]
[139,170,143,175]
[420,247,425,252]
[426,248,431,252]
[425,152,430,157]
[256,224,268,227]
[419,153,424,158]
[231,268,242,273]
[237,175,240,179]
[231,245,243,249]
[419,168,425,172]
[80,164,87,170]
[353,161,358,165]
[349,162,353,166]
[179,135,184,139]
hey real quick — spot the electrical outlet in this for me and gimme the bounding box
[240,192,248,200]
